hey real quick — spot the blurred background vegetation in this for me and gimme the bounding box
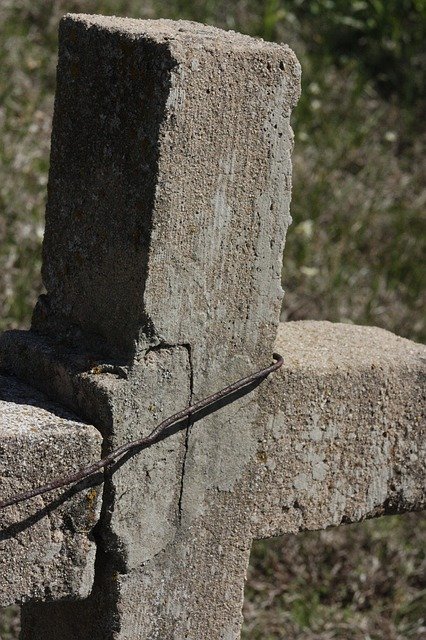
[0,1,425,638]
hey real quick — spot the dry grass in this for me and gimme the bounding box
[284,67,426,342]
[243,513,426,640]
[0,2,425,638]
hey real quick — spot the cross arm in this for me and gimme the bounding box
[250,320,425,540]
[0,375,102,606]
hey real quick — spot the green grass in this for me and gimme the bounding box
[284,64,426,341]
[0,604,20,640]
[243,514,426,639]
[0,2,425,638]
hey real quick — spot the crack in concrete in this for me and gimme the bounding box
[64,338,194,615]
[178,343,193,523]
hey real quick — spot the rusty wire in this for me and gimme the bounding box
[0,353,283,510]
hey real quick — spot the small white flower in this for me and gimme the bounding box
[384,131,397,142]
[300,266,318,277]
[295,219,314,239]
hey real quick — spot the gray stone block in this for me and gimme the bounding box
[14,321,426,639]
[257,320,426,535]
[34,13,300,362]
[0,13,301,635]
[1,13,301,584]
[0,375,102,606]
[105,321,425,640]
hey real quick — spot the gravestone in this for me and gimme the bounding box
[0,13,424,640]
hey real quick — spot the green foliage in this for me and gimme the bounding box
[283,64,426,342]
[0,606,20,639]
[257,0,426,104]
[244,514,426,639]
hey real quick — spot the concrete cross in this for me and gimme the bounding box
[0,14,424,640]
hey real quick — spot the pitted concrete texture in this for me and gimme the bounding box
[35,13,300,363]
[0,374,102,606]
[256,321,425,536]
[0,335,192,570]
[102,321,425,640]
[1,13,423,640]
[0,9,301,630]
[16,322,426,639]
[2,13,301,575]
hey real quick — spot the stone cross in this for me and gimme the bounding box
[0,14,424,640]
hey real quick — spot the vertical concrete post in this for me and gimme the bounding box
[1,14,300,639]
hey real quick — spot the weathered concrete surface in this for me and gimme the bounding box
[0,14,300,638]
[1,11,300,581]
[0,374,102,606]
[0,334,191,569]
[33,13,300,363]
[16,321,426,639]
[94,321,424,640]
[3,11,422,640]
[253,321,426,536]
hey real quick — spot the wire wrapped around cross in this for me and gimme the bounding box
[0,353,283,510]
